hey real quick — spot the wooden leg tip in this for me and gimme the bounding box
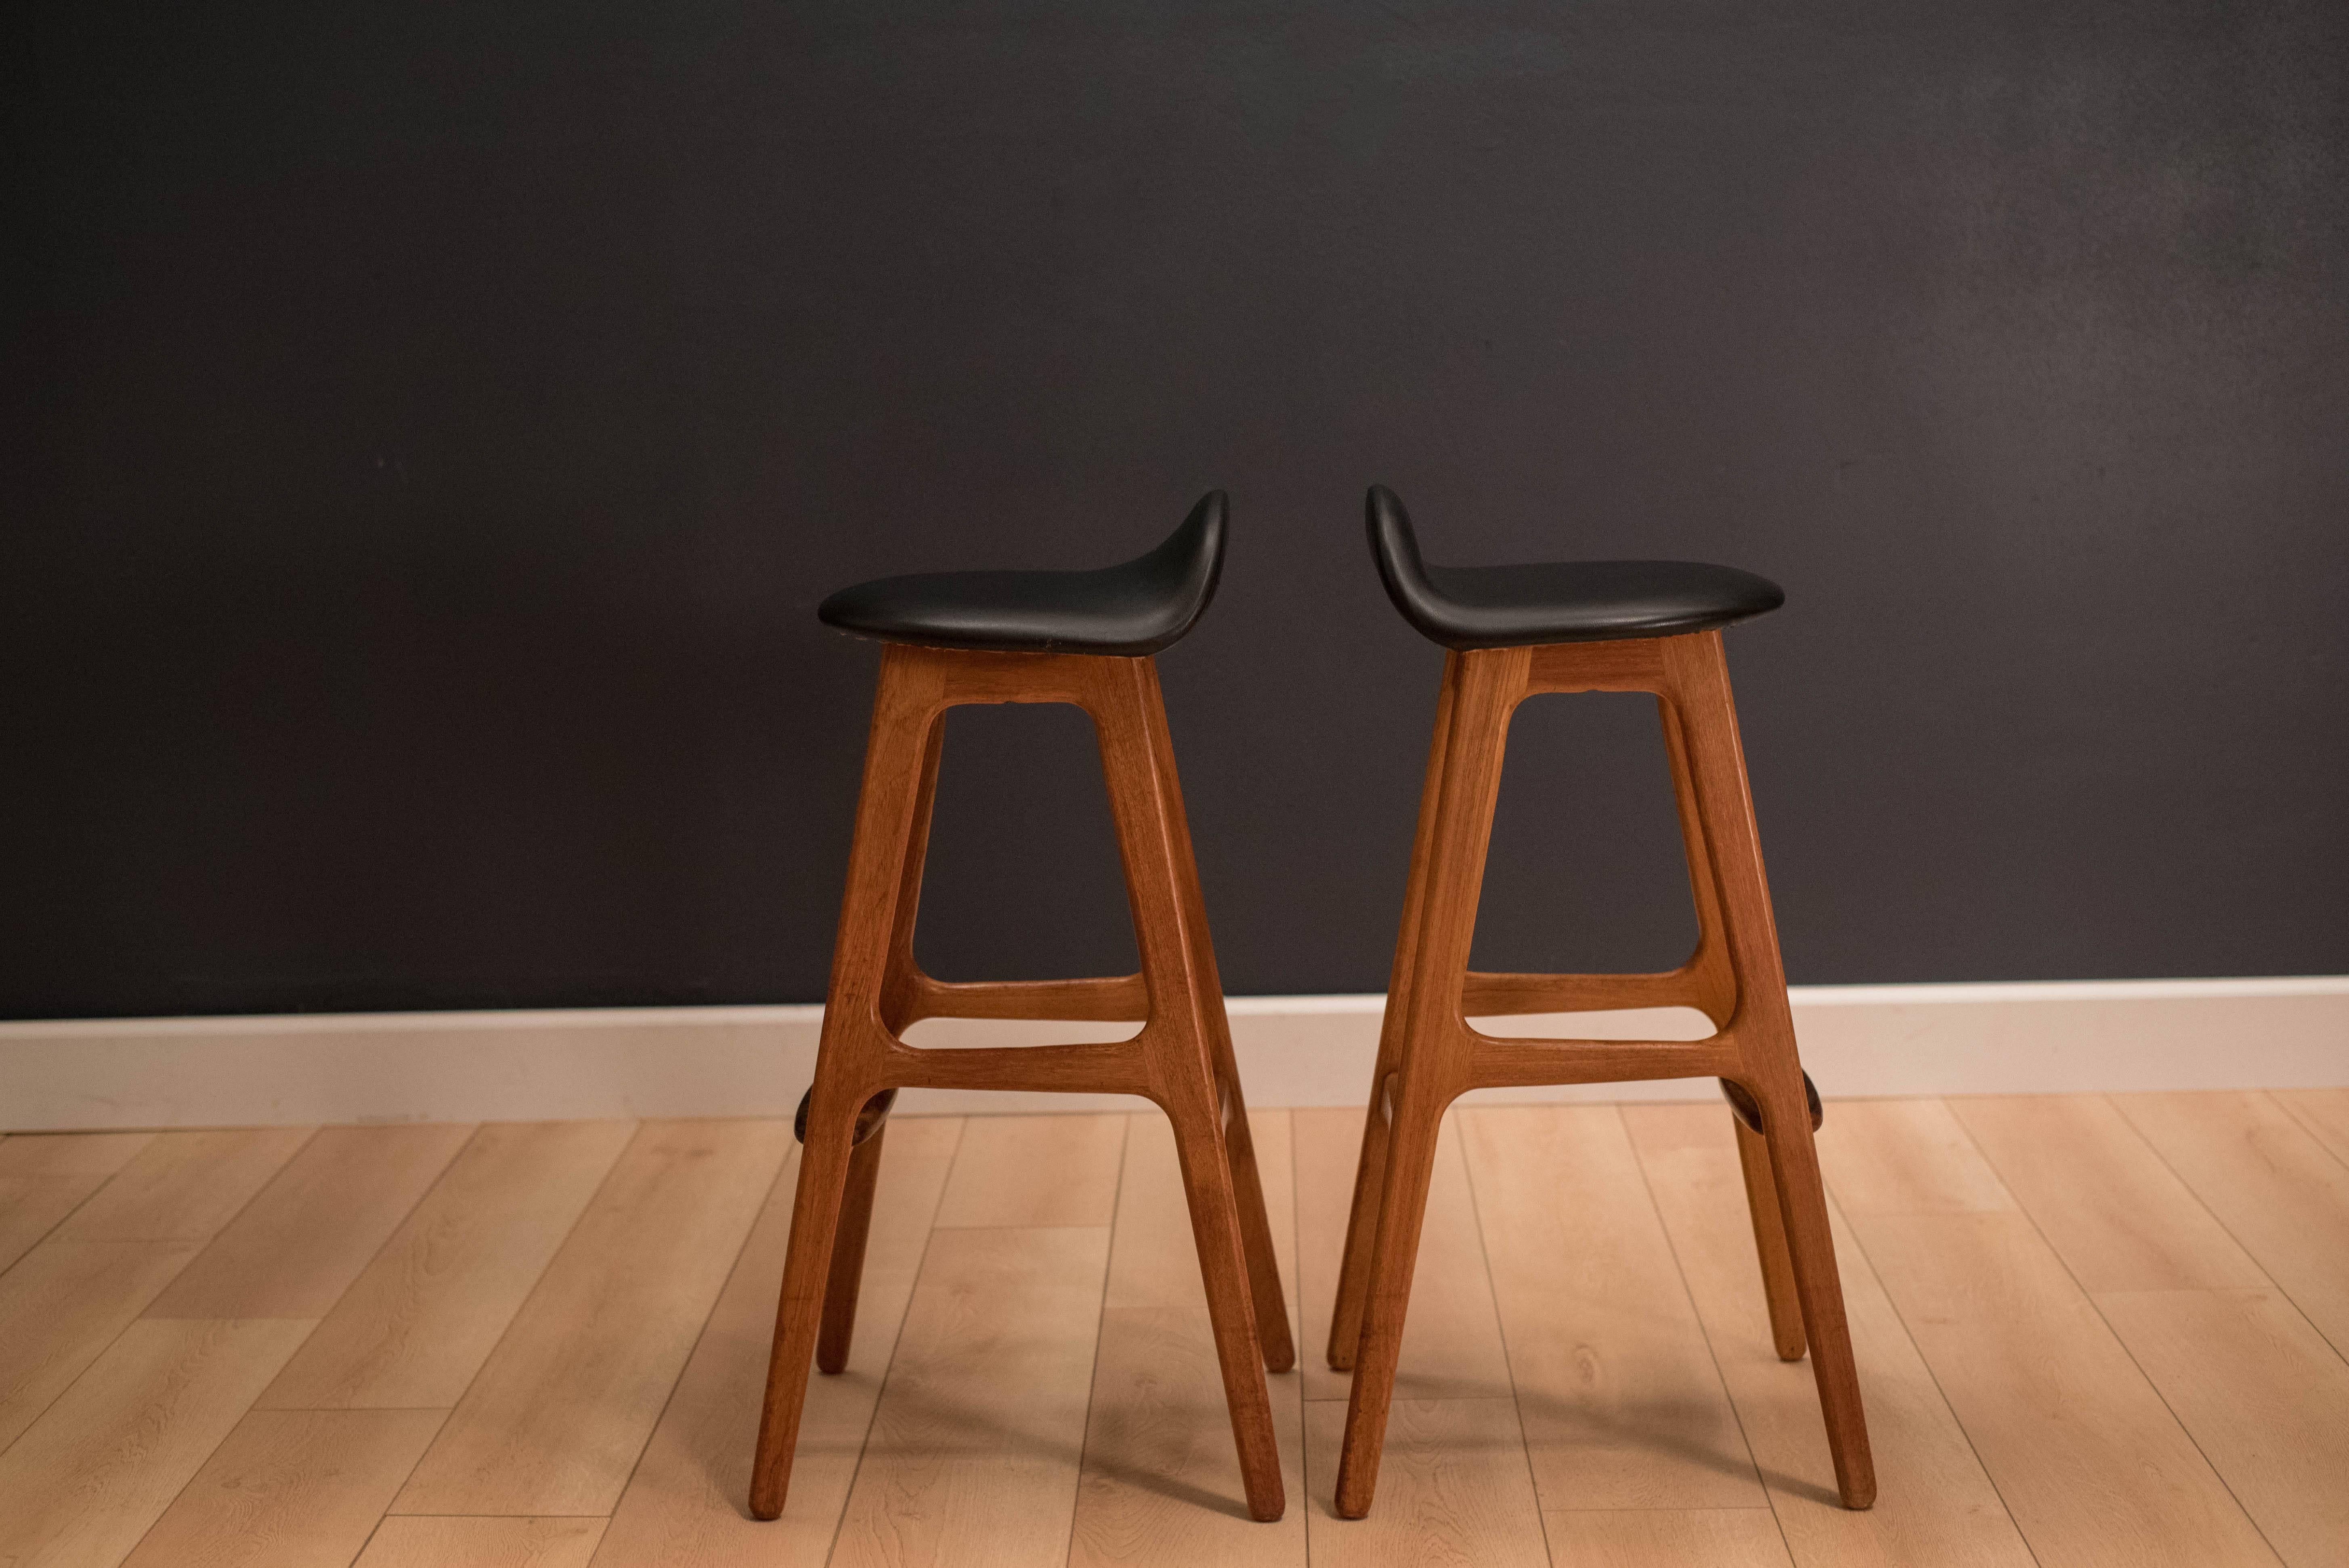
[1257,1317,1298,1375]
[1247,1490,1287,1522]
[1842,1482,1877,1511]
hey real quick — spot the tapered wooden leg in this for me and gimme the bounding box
[1732,1115,1806,1361]
[1331,654,1461,1371]
[1335,649,1521,1520]
[1210,1066,1297,1373]
[1326,1075,1393,1371]
[1756,1069,1875,1506]
[749,647,941,1522]
[815,1125,887,1374]
[1136,661,1295,1375]
[1332,1075,1447,1518]
[749,1081,862,1519]
[1663,630,1873,1509]
[1091,656,1285,1522]
[811,711,942,1379]
[1167,1096,1289,1520]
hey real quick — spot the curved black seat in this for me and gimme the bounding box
[1366,485,1784,650]
[818,491,1227,656]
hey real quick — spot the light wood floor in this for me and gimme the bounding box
[2,1090,2347,1567]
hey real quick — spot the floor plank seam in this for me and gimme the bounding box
[347,1404,460,1562]
[1290,1106,1322,1566]
[188,1126,325,1247]
[1943,1097,2280,1567]
[1300,1392,1519,1402]
[351,1512,389,1565]
[2105,1094,2349,1366]
[367,1511,615,1518]
[818,1114,969,1568]
[2265,1090,2349,1176]
[1062,1112,1135,1568]
[1453,1109,1561,1568]
[0,1131,320,1473]
[928,1222,1126,1231]
[101,1320,323,1568]
[0,1151,133,1279]
[1813,1143,2052,1568]
[1615,1105,1793,1566]
[400,1119,645,1451]
[589,1131,804,1546]
[271,1122,485,1335]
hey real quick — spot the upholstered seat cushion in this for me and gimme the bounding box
[1366,485,1783,650]
[819,492,1227,656]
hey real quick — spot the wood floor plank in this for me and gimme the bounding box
[1249,1110,1302,1348]
[117,1407,448,1568]
[355,1517,607,1568]
[1293,1107,1513,1402]
[1,1135,161,1268]
[149,1124,477,1319]
[2093,1287,2349,1568]
[3,1097,2334,1568]
[1624,1104,2036,1568]
[1102,1110,1300,1340]
[1,1179,118,1276]
[1812,1100,2013,1216]
[1540,1509,1793,1567]
[591,1116,965,1568]
[2115,1091,2349,1353]
[258,1119,636,1409]
[392,1118,793,1516]
[1851,1213,2280,1567]
[1958,1094,2349,1565]
[931,1112,1128,1228]
[58,1129,315,1242]
[0,1317,315,1568]
[0,1132,157,1177]
[1950,1095,2266,1291]
[1101,1112,1198,1309]
[1828,1101,2278,1568]
[828,1226,1112,1568]
[1073,1306,1308,1568]
[1301,1397,1547,1568]
[1072,1111,1306,1567]
[2271,1088,2349,1165]
[1459,1105,1764,1510]
[0,1239,202,1450]
[1949,1093,2349,1564]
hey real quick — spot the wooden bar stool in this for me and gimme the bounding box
[749,492,1293,1524]
[1326,485,1875,1518]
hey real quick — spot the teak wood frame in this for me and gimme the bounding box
[749,641,1294,1524]
[1325,629,1876,1516]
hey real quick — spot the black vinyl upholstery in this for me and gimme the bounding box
[1365,485,1784,650]
[818,492,1228,656]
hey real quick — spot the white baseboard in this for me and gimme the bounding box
[1,977,2343,1130]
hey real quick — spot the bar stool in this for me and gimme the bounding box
[1326,485,1875,1517]
[749,492,1292,1524]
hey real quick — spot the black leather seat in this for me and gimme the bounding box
[1366,485,1784,650]
[818,491,1227,656]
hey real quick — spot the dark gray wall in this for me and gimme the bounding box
[6,0,2346,1019]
